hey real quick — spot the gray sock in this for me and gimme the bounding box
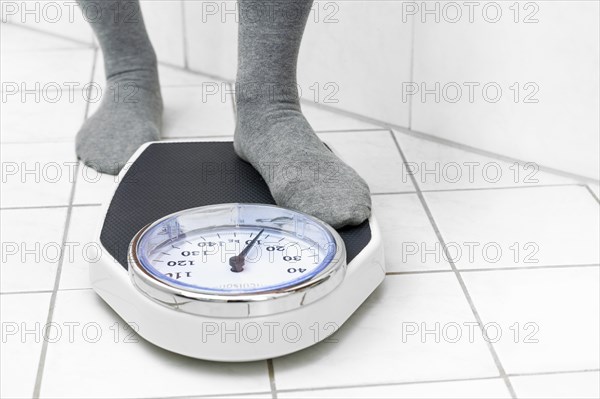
[234,0,371,228]
[76,0,162,175]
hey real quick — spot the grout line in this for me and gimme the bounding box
[0,288,94,296]
[158,390,274,399]
[160,367,600,398]
[31,164,79,399]
[372,190,417,196]
[584,184,600,204]
[180,0,189,70]
[386,269,451,276]
[0,203,102,211]
[316,128,388,134]
[458,263,600,273]
[385,263,600,276]
[0,290,54,296]
[371,183,590,196]
[390,128,599,185]
[31,55,96,397]
[419,183,587,194]
[272,375,502,396]
[267,359,278,399]
[389,129,518,399]
[158,60,232,84]
[507,368,600,378]
[407,11,416,130]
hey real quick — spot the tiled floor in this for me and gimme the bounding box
[1,21,599,399]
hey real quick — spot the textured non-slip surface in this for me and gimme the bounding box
[100,141,371,269]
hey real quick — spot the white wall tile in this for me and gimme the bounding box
[298,1,412,127]
[182,1,413,127]
[184,0,238,79]
[3,1,94,45]
[412,1,600,180]
[140,0,186,67]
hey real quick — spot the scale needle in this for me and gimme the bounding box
[229,229,264,273]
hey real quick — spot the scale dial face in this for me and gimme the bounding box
[128,203,346,315]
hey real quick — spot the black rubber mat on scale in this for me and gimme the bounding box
[100,142,372,269]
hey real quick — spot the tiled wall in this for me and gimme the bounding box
[5,0,599,180]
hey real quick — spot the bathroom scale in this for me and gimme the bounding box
[91,140,385,361]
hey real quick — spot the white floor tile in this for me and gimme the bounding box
[0,142,75,208]
[318,130,415,194]
[1,48,95,88]
[0,292,51,399]
[161,85,235,137]
[59,206,102,290]
[1,23,89,53]
[40,290,271,398]
[278,378,511,398]
[303,103,381,132]
[72,162,119,206]
[463,267,600,374]
[273,274,499,390]
[510,371,600,399]
[395,132,578,191]
[1,208,66,293]
[373,194,451,272]
[1,88,87,143]
[424,186,600,269]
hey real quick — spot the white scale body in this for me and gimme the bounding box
[91,140,385,362]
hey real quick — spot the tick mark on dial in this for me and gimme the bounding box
[161,252,170,256]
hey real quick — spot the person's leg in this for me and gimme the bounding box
[234,0,371,228]
[76,0,162,174]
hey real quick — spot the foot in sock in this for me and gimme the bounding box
[76,0,162,175]
[234,0,371,228]
[234,104,371,229]
[76,70,162,175]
